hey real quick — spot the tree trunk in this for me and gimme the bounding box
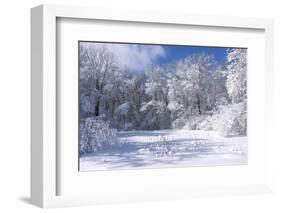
[197,94,201,115]
[95,96,100,116]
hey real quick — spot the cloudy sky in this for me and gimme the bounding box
[80,41,228,71]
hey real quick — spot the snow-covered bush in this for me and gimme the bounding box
[172,117,186,129]
[148,136,176,157]
[173,103,246,137]
[197,102,246,136]
[197,114,217,131]
[140,100,170,130]
[215,102,247,136]
[113,102,135,130]
[183,115,210,130]
[80,117,117,154]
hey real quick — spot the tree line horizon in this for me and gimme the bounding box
[79,42,247,136]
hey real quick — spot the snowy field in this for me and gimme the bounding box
[80,130,247,171]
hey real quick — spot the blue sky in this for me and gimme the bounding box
[157,45,229,66]
[82,42,229,71]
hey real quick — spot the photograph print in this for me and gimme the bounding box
[79,41,247,171]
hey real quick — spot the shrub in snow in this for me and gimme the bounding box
[114,102,130,117]
[80,117,117,155]
[172,117,186,129]
[173,103,246,137]
[183,115,209,130]
[214,102,247,136]
[140,100,170,130]
[197,114,216,131]
[148,136,176,157]
[113,102,134,130]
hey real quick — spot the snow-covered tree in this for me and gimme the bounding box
[226,49,247,103]
[140,65,171,130]
[166,53,223,128]
[199,49,247,136]
[79,43,117,117]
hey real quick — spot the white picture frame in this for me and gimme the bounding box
[31,4,274,208]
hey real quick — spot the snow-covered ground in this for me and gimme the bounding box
[80,129,247,171]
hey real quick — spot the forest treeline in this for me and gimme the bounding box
[79,43,247,137]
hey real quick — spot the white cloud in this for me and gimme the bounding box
[82,42,166,71]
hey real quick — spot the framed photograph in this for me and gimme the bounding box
[78,41,248,171]
[31,4,274,208]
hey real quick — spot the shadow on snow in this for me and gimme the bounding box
[80,130,241,169]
